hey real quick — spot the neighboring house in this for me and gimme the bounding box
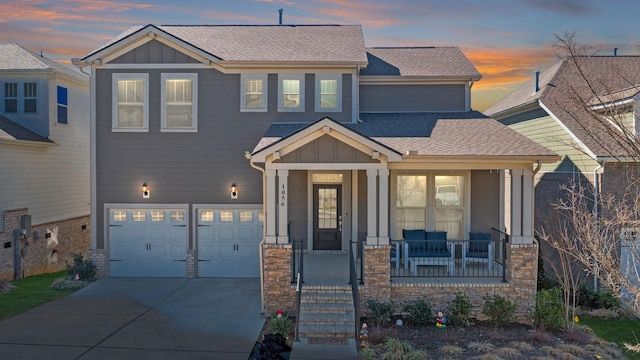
[0,43,91,280]
[77,24,558,320]
[485,55,640,288]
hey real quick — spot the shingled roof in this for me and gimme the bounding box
[0,43,88,82]
[362,47,481,79]
[83,24,368,64]
[0,115,55,144]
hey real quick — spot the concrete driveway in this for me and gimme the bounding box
[0,278,264,360]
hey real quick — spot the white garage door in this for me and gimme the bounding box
[197,208,263,277]
[109,208,187,277]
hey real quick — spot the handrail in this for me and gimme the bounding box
[293,239,304,342]
[349,240,360,338]
[491,227,509,282]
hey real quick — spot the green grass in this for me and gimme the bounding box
[580,317,640,360]
[0,271,75,321]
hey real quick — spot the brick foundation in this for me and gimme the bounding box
[0,209,91,281]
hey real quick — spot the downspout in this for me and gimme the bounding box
[593,161,604,291]
[248,152,267,314]
[532,160,541,175]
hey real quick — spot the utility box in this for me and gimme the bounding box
[20,214,32,238]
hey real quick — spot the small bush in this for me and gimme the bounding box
[482,294,516,327]
[447,291,473,327]
[382,338,427,360]
[268,314,293,337]
[535,287,564,331]
[66,253,96,281]
[594,290,621,310]
[258,333,289,360]
[50,277,92,290]
[403,298,433,326]
[366,299,393,326]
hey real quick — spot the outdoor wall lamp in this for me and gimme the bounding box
[142,182,150,199]
[231,183,238,199]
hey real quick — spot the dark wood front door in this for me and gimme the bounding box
[313,184,342,250]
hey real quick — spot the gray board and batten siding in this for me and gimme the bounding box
[360,84,466,112]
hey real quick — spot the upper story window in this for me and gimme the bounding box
[161,73,197,132]
[57,86,68,124]
[23,83,37,113]
[315,73,342,112]
[112,73,149,132]
[241,74,267,111]
[4,82,17,113]
[278,74,305,112]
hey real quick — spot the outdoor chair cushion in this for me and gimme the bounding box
[467,232,491,258]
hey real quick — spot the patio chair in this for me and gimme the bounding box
[463,232,494,271]
[403,230,455,275]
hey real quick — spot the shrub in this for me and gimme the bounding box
[535,287,564,331]
[594,290,621,310]
[382,338,427,360]
[258,334,290,360]
[50,277,92,290]
[66,253,96,281]
[403,298,433,326]
[482,294,516,327]
[366,299,393,326]
[447,292,473,327]
[268,314,293,337]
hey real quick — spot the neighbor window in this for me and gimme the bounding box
[112,73,148,131]
[315,73,341,112]
[278,74,305,111]
[161,73,197,131]
[394,173,466,239]
[4,82,17,113]
[57,86,68,124]
[241,74,267,111]
[23,82,37,113]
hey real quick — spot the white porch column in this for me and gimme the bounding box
[378,168,390,245]
[366,169,378,245]
[265,169,277,244]
[277,169,289,244]
[522,169,534,242]
[509,169,524,244]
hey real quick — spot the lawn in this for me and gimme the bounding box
[0,271,74,321]
[581,317,640,360]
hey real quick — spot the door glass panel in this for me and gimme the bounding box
[171,211,185,222]
[113,210,127,222]
[151,211,165,222]
[132,211,145,221]
[240,211,253,222]
[318,188,338,229]
[220,211,233,222]
[312,173,343,183]
[200,211,214,222]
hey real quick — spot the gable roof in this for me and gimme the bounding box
[254,112,557,161]
[82,24,368,65]
[0,43,88,83]
[487,56,640,159]
[0,115,55,145]
[362,47,482,80]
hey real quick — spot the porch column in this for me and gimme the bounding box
[277,169,289,244]
[509,169,533,244]
[378,168,390,245]
[522,169,534,241]
[265,169,277,244]
[366,169,378,245]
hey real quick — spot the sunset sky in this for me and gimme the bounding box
[1,0,638,111]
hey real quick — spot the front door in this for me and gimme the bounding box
[313,184,342,250]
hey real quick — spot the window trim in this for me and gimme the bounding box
[278,73,305,112]
[56,85,68,125]
[23,82,37,113]
[4,82,17,113]
[112,73,149,132]
[240,73,268,112]
[161,73,198,132]
[315,73,342,112]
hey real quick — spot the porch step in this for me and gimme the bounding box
[297,286,356,339]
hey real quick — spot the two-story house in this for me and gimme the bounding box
[77,24,558,319]
[0,43,91,280]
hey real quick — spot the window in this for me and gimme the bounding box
[151,211,165,222]
[23,83,37,113]
[220,211,234,222]
[240,211,253,222]
[112,73,148,131]
[113,211,127,222]
[394,173,466,239]
[132,211,146,221]
[161,73,197,131]
[57,86,68,124]
[4,82,17,113]
[200,211,214,222]
[171,211,185,222]
[241,74,267,111]
[278,74,305,111]
[315,73,341,112]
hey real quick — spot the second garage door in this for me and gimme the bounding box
[197,208,263,277]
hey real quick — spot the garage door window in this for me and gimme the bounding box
[259,211,264,223]
[133,211,146,221]
[151,211,165,221]
[201,211,214,222]
[220,211,234,222]
[171,211,184,222]
[113,211,127,221]
[240,211,253,222]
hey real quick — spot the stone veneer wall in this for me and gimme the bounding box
[0,208,91,281]
[89,249,109,278]
[263,244,296,315]
[361,243,538,324]
[186,249,196,278]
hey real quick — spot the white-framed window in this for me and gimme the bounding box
[151,211,165,222]
[171,210,185,222]
[220,211,234,222]
[278,73,305,112]
[4,82,17,113]
[132,210,146,222]
[200,211,214,222]
[394,173,467,240]
[113,210,127,222]
[112,73,149,132]
[23,82,37,113]
[315,73,341,112]
[161,73,197,132]
[241,74,267,111]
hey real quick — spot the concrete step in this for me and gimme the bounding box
[299,301,354,314]
[301,292,353,304]
[299,312,355,325]
[297,323,355,338]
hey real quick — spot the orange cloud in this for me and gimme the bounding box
[303,0,406,27]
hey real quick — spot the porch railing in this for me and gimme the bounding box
[291,239,303,284]
[349,240,362,338]
[390,228,508,280]
[291,239,304,342]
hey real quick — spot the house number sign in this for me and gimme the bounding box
[280,184,287,207]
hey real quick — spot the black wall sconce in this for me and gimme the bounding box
[142,182,150,199]
[231,183,238,199]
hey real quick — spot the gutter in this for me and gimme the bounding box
[247,152,267,314]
